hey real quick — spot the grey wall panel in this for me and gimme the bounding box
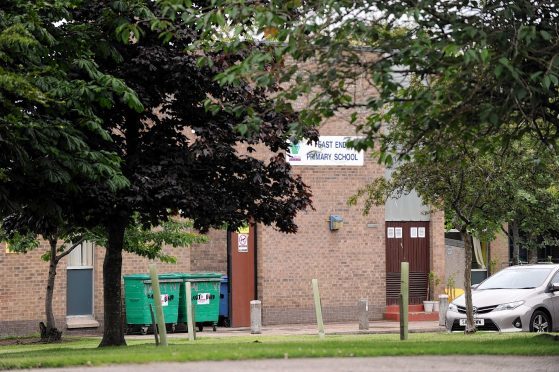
[384,167,430,221]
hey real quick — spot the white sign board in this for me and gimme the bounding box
[395,227,403,239]
[238,233,248,252]
[197,293,210,305]
[387,227,395,239]
[410,227,418,238]
[287,136,364,166]
[161,294,169,307]
[418,227,426,238]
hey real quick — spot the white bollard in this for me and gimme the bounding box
[358,298,369,330]
[312,279,325,339]
[250,300,262,334]
[439,294,449,327]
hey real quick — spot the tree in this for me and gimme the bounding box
[0,0,141,216]
[188,0,559,159]
[350,131,556,333]
[65,2,316,347]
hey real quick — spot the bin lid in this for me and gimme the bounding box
[123,274,150,280]
[181,272,223,280]
[159,273,183,280]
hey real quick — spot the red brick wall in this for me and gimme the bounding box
[189,229,227,274]
[429,210,446,296]
[257,118,388,324]
[0,238,197,337]
[0,241,67,336]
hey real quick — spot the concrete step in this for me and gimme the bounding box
[383,304,439,322]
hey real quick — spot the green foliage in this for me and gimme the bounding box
[427,271,440,301]
[173,0,559,157]
[0,230,38,254]
[0,0,138,224]
[88,217,208,263]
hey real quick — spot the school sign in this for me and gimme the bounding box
[287,136,364,166]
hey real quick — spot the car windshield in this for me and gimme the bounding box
[477,268,554,290]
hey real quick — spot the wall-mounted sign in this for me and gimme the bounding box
[238,233,248,252]
[418,227,426,238]
[387,227,395,238]
[410,227,418,238]
[287,136,364,166]
[395,227,403,239]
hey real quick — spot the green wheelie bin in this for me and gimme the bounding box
[178,272,222,332]
[123,273,182,334]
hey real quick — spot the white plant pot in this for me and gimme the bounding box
[423,300,435,313]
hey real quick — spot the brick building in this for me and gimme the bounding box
[0,109,454,337]
[0,64,509,335]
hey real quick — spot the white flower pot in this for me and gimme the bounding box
[423,300,436,313]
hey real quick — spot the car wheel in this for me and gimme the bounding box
[530,310,551,332]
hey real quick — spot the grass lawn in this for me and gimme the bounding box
[0,332,558,369]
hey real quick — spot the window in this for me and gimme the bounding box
[67,241,94,267]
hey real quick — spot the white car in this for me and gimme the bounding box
[446,264,559,332]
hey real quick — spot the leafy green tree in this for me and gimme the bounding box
[0,0,142,216]
[66,2,315,347]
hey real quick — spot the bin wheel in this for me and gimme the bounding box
[223,318,230,328]
[140,326,149,335]
[198,324,203,332]
[167,324,176,333]
[212,325,217,332]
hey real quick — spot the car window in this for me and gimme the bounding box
[477,268,555,290]
[551,271,559,284]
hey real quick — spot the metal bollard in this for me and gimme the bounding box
[250,300,262,334]
[438,294,449,327]
[358,298,369,330]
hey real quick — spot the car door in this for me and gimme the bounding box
[548,269,559,331]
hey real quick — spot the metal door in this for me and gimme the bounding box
[228,225,256,327]
[386,222,430,305]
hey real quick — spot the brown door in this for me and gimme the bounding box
[386,221,430,305]
[228,225,256,327]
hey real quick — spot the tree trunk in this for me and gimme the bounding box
[41,238,62,342]
[461,230,476,334]
[99,221,127,347]
[511,222,520,265]
[527,247,538,264]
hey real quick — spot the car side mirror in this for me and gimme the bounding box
[551,282,559,292]
[471,284,480,290]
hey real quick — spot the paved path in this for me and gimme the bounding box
[126,320,445,340]
[27,356,559,372]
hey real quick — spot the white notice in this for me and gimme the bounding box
[387,227,395,238]
[395,227,403,239]
[418,227,426,238]
[197,293,210,305]
[238,233,248,252]
[161,294,169,307]
[410,227,418,238]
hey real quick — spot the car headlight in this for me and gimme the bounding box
[493,300,524,311]
[448,303,458,312]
